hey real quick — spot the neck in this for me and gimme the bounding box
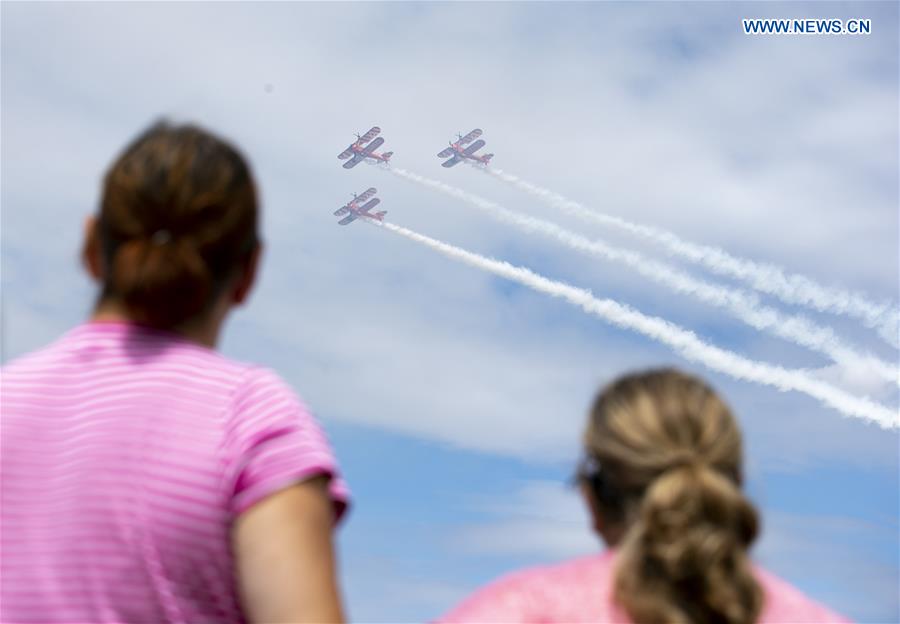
[91,299,224,348]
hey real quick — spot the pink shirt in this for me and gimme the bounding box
[1,321,349,623]
[439,551,850,623]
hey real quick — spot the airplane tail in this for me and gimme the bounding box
[382,151,393,161]
[373,211,387,221]
[482,153,494,163]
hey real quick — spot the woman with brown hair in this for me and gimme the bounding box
[439,369,848,623]
[1,121,347,623]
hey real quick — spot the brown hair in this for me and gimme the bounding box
[581,369,762,624]
[93,120,259,329]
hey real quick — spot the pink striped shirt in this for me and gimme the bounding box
[1,321,349,623]
[438,550,850,623]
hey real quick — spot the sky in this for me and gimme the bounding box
[1,2,898,622]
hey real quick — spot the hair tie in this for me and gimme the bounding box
[150,230,173,246]
[666,451,702,473]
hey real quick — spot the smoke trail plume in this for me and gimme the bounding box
[389,167,898,384]
[372,220,897,429]
[484,167,899,348]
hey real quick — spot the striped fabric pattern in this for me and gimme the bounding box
[1,321,349,623]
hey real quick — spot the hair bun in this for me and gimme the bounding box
[109,236,211,328]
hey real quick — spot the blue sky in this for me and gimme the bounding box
[2,2,898,622]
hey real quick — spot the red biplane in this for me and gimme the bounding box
[333,187,387,225]
[437,129,494,168]
[338,127,394,169]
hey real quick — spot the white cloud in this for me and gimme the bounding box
[2,0,896,488]
[3,6,897,624]
[452,480,598,560]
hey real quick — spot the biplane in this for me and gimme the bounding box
[437,129,494,168]
[338,126,394,169]
[333,187,387,225]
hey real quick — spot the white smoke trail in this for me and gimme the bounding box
[485,167,900,348]
[390,167,898,384]
[371,220,898,429]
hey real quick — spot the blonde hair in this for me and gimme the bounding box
[583,369,762,624]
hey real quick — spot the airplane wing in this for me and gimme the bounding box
[357,197,381,215]
[343,154,364,169]
[358,126,381,144]
[361,136,384,156]
[441,155,462,168]
[334,205,351,216]
[338,214,358,225]
[355,187,377,203]
[337,146,354,159]
[458,129,482,146]
[437,146,455,158]
[463,139,486,156]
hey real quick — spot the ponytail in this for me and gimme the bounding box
[614,462,762,624]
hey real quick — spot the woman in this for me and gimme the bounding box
[439,369,848,624]
[1,122,348,623]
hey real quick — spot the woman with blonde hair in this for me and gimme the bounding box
[440,368,848,623]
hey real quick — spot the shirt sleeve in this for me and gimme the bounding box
[224,366,350,524]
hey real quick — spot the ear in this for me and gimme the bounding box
[82,215,104,281]
[232,243,263,305]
